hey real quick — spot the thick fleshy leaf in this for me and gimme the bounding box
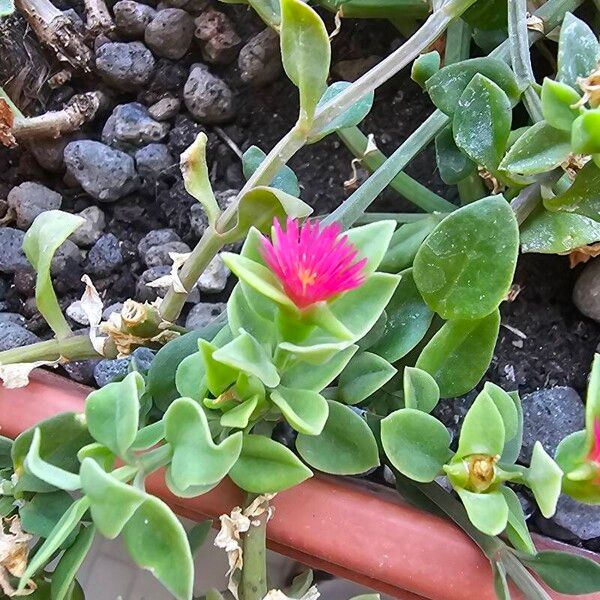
[281,345,358,391]
[482,382,518,441]
[462,0,507,30]
[456,390,505,458]
[411,51,440,89]
[337,352,396,405]
[501,487,535,554]
[242,146,300,196]
[51,525,95,600]
[123,496,193,600]
[556,12,600,89]
[175,351,207,401]
[545,162,600,220]
[403,366,439,413]
[180,132,220,228]
[165,398,242,490]
[541,78,581,131]
[455,488,508,536]
[199,339,238,396]
[278,339,352,365]
[213,329,279,387]
[499,121,571,176]
[414,196,517,320]
[435,125,476,185]
[525,442,563,518]
[381,409,451,482]
[20,490,74,539]
[369,269,433,362]
[345,221,396,276]
[228,284,275,343]
[230,434,312,492]
[310,81,374,142]
[85,372,143,458]
[80,458,145,538]
[572,110,600,155]
[416,310,500,398]
[23,210,84,338]
[453,74,511,171]
[271,386,328,435]
[131,421,165,451]
[77,442,115,471]
[520,206,600,254]
[426,57,520,116]
[296,400,379,474]
[280,0,330,122]
[220,396,259,429]
[499,389,523,465]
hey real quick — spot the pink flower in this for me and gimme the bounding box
[261,218,367,310]
[589,418,600,465]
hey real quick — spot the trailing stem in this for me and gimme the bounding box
[240,495,269,600]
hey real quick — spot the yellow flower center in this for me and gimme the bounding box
[467,454,498,492]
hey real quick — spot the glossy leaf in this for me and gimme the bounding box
[278,338,352,366]
[369,269,433,362]
[230,434,312,492]
[501,390,523,465]
[556,431,600,503]
[242,146,300,197]
[296,400,379,474]
[337,352,396,405]
[85,372,142,458]
[426,57,520,116]
[499,121,571,176]
[22,210,84,338]
[123,496,194,600]
[228,283,275,344]
[411,51,440,89]
[483,382,518,442]
[51,525,95,600]
[280,0,330,122]
[220,396,259,429]
[572,110,600,155]
[545,162,600,220]
[180,132,220,228]
[435,125,476,185]
[413,196,518,320]
[557,13,600,89]
[271,387,328,435]
[462,0,506,30]
[541,78,581,131]
[501,487,535,555]
[455,488,508,536]
[416,310,500,398]
[165,397,242,490]
[288,570,314,599]
[403,366,439,413]
[381,409,451,482]
[80,458,145,538]
[526,442,562,518]
[309,81,374,142]
[453,74,511,170]
[345,220,396,276]
[20,490,74,539]
[379,218,439,273]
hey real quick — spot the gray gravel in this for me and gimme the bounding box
[104,102,170,148]
[88,234,124,277]
[96,41,155,90]
[0,228,29,274]
[185,301,225,329]
[135,143,175,184]
[7,182,62,229]
[183,63,235,124]
[143,240,190,267]
[0,322,39,351]
[113,0,156,38]
[69,206,106,247]
[573,258,600,322]
[238,28,281,86]
[144,8,194,59]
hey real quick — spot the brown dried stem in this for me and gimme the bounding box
[81,0,115,38]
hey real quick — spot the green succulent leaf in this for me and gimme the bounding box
[557,12,600,89]
[498,390,523,465]
[230,434,312,493]
[411,51,440,89]
[20,490,74,539]
[345,220,396,276]
[51,525,95,600]
[242,146,300,196]
[309,81,374,142]
[413,196,518,320]
[288,570,314,599]
[220,396,259,429]
[77,442,115,471]
[296,400,379,474]
[199,339,238,396]
[416,310,500,398]
[435,125,476,185]
[187,520,212,555]
[381,409,451,482]
[403,366,440,413]
[123,496,194,600]
[541,78,582,131]
[462,0,507,30]
[85,372,143,458]
[271,387,328,435]
[482,382,518,442]
[247,0,280,27]
[426,57,520,116]
[525,442,563,518]
[501,487,536,555]
[337,352,396,405]
[165,397,242,490]
[453,74,511,171]
[131,421,166,451]
[492,562,510,600]
[180,132,220,229]
[499,121,572,176]
[544,162,600,220]
[280,0,330,123]
[455,488,508,536]
[572,110,600,155]
[228,284,275,344]
[23,210,84,338]
[278,338,352,365]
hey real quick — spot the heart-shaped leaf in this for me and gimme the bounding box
[344,220,396,276]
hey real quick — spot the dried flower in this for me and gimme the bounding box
[261,218,366,310]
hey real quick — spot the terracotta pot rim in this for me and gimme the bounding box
[0,370,598,600]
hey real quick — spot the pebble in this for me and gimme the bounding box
[137,58,188,106]
[135,143,174,184]
[196,253,229,293]
[536,494,600,541]
[144,8,194,60]
[12,268,35,296]
[131,346,155,372]
[238,28,281,86]
[103,302,124,320]
[96,41,155,90]
[519,387,585,464]
[87,233,124,277]
[136,265,171,301]
[113,0,156,38]
[63,359,101,385]
[51,240,81,276]
[185,301,225,329]
[7,182,62,229]
[138,228,182,258]
[0,312,25,326]
[190,188,237,237]
[104,102,170,148]
[27,135,76,173]
[144,240,190,267]
[333,55,381,82]
[573,258,600,322]
[167,114,207,156]
[0,228,29,274]
[194,8,240,65]
[183,64,235,124]
[0,322,39,352]
[148,96,180,121]
[64,140,140,202]
[94,358,131,387]
[69,206,106,247]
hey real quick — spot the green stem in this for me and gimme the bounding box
[0,334,101,366]
[501,551,553,600]
[444,17,471,66]
[354,212,442,224]
[336,126,455,213]
[240,494,268,600]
